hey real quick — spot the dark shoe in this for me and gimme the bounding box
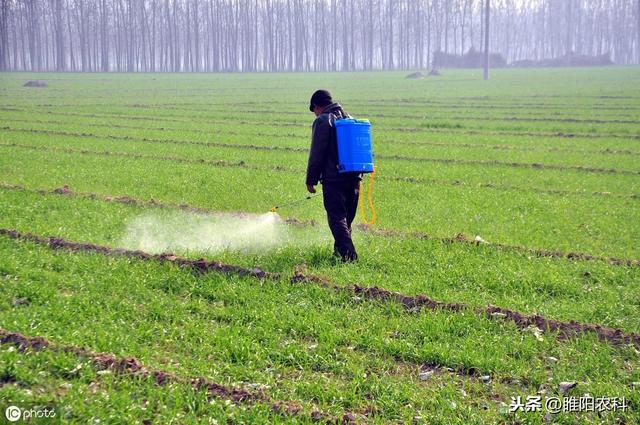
[340,250,358,263]
[333,247,357,263]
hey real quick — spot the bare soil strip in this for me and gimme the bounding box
[1,107,638,140]
[391,177,639,200]
[0,107,306,127]
[7,97,640,111]
[358,99,640,112]
[3,117,302,143]
[1,228,638,348]
[4,121,640,157]
[4,140,640,201]
[0,183,316,227]
[398,139,640,156]
[136,100,640,115]
[392,126,640,140]
[290,269,640,348]
[118,104,640,125]
[357,224,640,268]
[3,129,640,177]
[0,126,309,152]
[383,153,639,176]
[1,183,638,267]
[0,328,353,423]
[0,142,256,169]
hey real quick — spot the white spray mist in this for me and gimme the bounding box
[120,210,325,254]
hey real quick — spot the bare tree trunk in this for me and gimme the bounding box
[17,1,26,69]
[76,0,86,71]
[193,0,199,71]
[483,0,489,80]
[25,0,40,70]
[388,0,393,69]
[565,0,572,55]
[100,0,108,71]
[65,0,75,70]
[444,0,449,53]
[172,0,179,71]
[637,0,640,63]
[140,0,148,71]
[0,0,8,71]
[11,3,18,69]
[151,0,156,71]
[184,0,191,71]
[126,0,134,71]
[331,0,336,70]
[368,0,373,70]
[54,0,65,70]
[427,1,432,68]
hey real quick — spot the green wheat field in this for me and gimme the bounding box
[0,68,639,423]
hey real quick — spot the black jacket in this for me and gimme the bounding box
[305,102,362,185]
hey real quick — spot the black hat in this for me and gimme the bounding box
[309,89,332,111]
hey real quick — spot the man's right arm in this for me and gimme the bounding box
[305,116,332,186]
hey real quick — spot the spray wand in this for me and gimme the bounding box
[269,193,321,213]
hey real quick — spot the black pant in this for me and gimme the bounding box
[322,179,359,261]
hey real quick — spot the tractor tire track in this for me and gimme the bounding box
[0,228,638,348]
[2,182,639,269]
[3,128,639,176]
[0,328,353,423]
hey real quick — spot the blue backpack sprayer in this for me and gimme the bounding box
[271,118,377,225]
[335,118,377,225]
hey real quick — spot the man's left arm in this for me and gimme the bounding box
[305,117,332,191]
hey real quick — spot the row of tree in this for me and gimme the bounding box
[1,0,639,72]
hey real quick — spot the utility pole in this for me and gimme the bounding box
[483,0,490,80]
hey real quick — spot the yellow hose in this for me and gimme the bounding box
[358,165,378,225]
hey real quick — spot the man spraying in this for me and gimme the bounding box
[305,90,361,262]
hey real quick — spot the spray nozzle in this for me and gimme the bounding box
[268,193,320,214]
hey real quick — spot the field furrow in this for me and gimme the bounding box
[2,227,639,348]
